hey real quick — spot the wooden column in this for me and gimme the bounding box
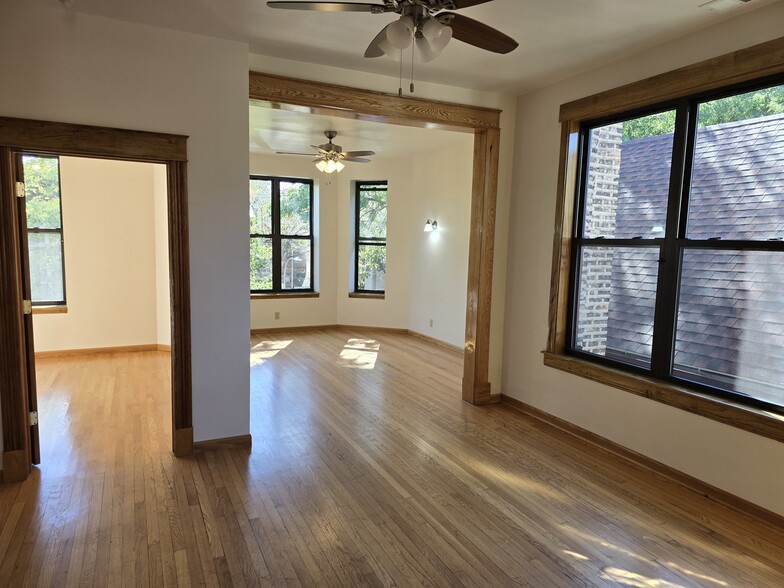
[462,127,500,405]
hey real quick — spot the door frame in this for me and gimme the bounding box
[0,117,194,482]
[249,72,502,404]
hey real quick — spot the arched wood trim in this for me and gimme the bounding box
[0,117,193,482]
[249,72,502,404]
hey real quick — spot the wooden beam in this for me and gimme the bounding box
[249,72,501,131]
[0,117,188,162]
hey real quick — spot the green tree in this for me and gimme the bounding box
[357,188,387,290]
[622,85,784,140]
[23,155,61,229]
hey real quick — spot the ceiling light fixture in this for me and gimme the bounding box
[315,155,345,174]
[424,219,438,232]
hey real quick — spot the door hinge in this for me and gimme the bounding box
[29,411,38,426]
[15,182,25,198]
[23,299,32,315]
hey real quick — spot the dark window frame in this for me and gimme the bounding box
[250,175,315,294]
[568,74,784,415]
[24,154,67,307]
[354,181,388,294]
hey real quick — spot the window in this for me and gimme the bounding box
[354,181,387,293]
[569,79,784,413]
[250,176,314,293]
[23,155,66,305]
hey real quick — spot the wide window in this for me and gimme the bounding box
[570,79,784,413]
[250,176,314,293]
[354,181,387,293]
[23,155,66,305]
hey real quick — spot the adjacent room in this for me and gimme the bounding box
[1,1,784,586]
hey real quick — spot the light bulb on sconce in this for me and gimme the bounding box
[424,219,438,232]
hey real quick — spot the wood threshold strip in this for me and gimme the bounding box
[500,394,784,530]
[543,352,784,444]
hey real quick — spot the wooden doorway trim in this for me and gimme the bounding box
[249,72,502,404]
[0,117,193,482]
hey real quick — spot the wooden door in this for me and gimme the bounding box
[14,153,41,465]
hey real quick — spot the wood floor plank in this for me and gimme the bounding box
[1,337,782,587]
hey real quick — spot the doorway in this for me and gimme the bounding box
[0,118,193,482]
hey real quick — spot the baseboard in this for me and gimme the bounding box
[408,330,463,354]
[337,324,409,335]
[251,325,339,335]
[500,394,784,529]
[157,344,171,352]
[35,344,165,358]
[173,427,194,457]
[193,434,252,453]
[2,449,30,483]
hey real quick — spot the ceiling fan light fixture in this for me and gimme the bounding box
[335,160,345,172]
[386,15,414,50]
[316,159,328,172]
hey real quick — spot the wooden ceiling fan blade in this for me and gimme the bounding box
[343,150,376,157]
[451,0,495,8]
[267,1,386,12]
[342,157,372,163]
[276,151,319,156]
[437,13,518,54]
[364,25,389,58]
[311,145,330,154]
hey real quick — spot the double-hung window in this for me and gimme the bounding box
[23,155,66,306]
[354,181,387,294]
[569,78,784,413]
[250,176,314,293]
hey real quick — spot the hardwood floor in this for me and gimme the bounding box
[2,329,783,586]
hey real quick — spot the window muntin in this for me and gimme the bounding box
[250,176,314,293]
[23,155,66,305]
[570,79,784,413]
[354,182,387,294]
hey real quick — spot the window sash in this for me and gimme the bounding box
[569,77,784,413]
[354,182,387,293]
[250,175,314,293]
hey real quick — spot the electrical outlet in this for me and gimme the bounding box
[429,319,434,328]
[274,311,280,320]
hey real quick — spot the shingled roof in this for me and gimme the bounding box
[604,113,784,407]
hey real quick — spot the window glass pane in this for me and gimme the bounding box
[687,83,784,240]
[279,181,311,236]
[574,246,660,366]
[29,232,64,302]
[359,186,387,239]
[281,238,311,289]
[357,244,386,291]
[23,155,61,229]
[583,111,675,239]
[673,249,784,408]
[250,237,273,291]
[250,179,272,235]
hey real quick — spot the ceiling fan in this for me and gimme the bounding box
[276,130,376,173]
[267,0,518,62]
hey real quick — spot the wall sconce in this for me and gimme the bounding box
[424,219,438,232]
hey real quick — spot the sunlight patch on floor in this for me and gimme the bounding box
[337,338,380,370]
[250,339,292,366]
[601,567,686,588]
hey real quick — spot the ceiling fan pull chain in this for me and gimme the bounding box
[398,48,404,97]
[410,42,415,94]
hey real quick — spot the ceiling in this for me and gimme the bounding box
[65,0,776,94]
[249,103,467,157]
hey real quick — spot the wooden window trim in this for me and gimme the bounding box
[250,72,501,405]
[348,292,385,300]
[546,36,784,442]
[32,305,68,315]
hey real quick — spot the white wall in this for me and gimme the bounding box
[408,141,473,348]
[33,157,164,352]
[0,3,250,443]
[504,3,784,515]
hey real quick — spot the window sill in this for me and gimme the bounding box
[32,305,68,315]
[251,292,319,300]
[348,292,385,300]
[542,351,784,444]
